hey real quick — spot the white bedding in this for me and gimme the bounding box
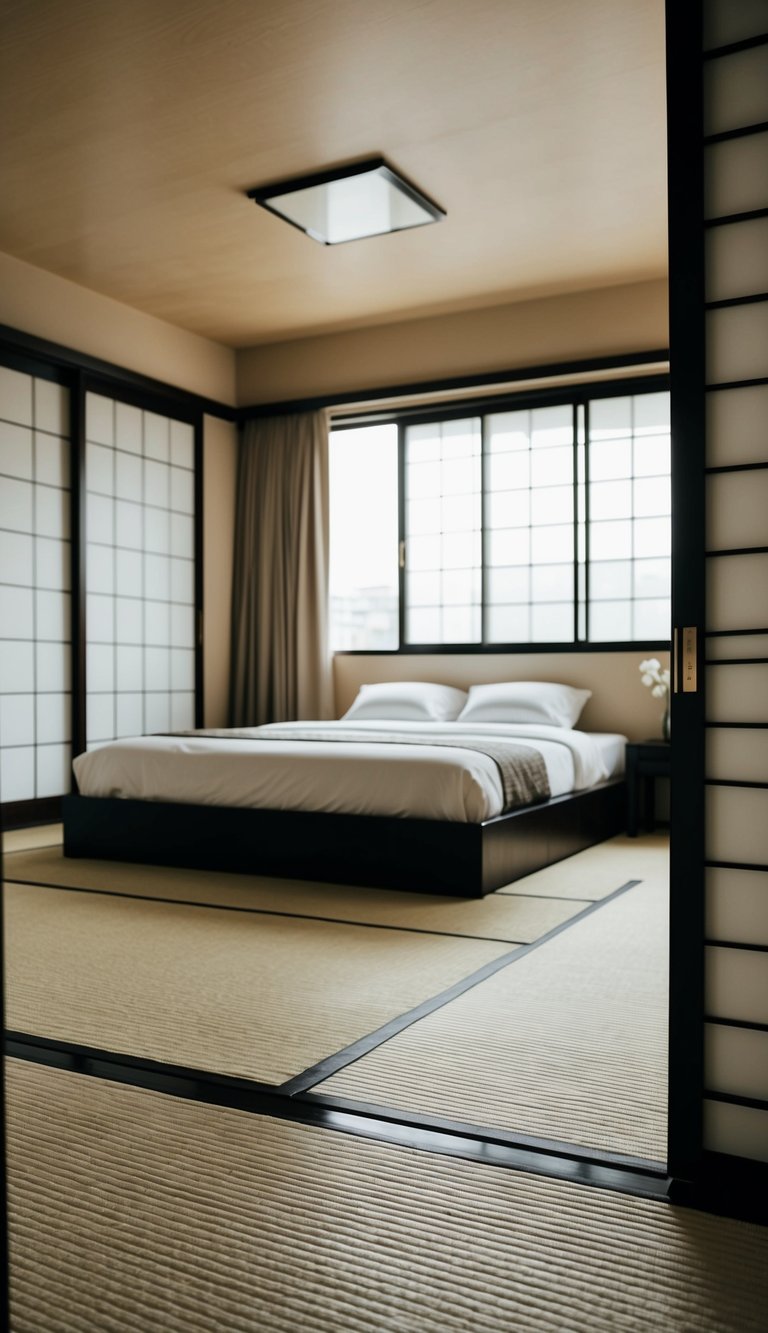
[73,721,626,824]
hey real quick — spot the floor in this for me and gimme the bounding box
[5,824,766,1330]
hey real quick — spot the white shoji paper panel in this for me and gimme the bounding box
[706,385,768,467]
[706,471,768,551]
[704,1100,768,1162]
[85,392,196,748]
[707,553,768,632]
[703,45,768,137]
[706,945,768,1024]
[706,218,768,303]
[705,131,768,220]
[707,633,768,661]
[706,867,768,946]
[706,786,768,865]
[0,367,71,801]
[706,726,768,784]
[706,1023,768,1102]
[703,0,768,50]
[706,305,768,385]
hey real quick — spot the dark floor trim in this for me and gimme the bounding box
[5,1032,279,1099]
[302,1090,666,1175]
[12,1032,768,1223]
[5,1035,670,1207]
[280,879,641,1094]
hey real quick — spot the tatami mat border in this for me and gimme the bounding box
[282,878,641,1094]
[2,877,538,946]
[5,878,641,1105]
[6,1034,670,1206]
[11,1032,768,1224]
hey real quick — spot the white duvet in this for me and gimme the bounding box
[73,721,624,824]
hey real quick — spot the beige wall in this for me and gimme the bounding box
[203,416,238,726]
[333,651,671,743]
[236,279,668,405]
[0,249,236,405]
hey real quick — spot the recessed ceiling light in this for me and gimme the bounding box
[247,157,445,245]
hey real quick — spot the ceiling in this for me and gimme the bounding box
[0,0,668,349]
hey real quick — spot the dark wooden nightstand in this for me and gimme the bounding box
[626,740,671,837]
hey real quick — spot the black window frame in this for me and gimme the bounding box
[332,371,672,655]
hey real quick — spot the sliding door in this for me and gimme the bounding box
[667,0,768,1180]
[0,361,72,817]
[84,391,199,748]
[0,345,205,821]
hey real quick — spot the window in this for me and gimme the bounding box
[329,382,670,651]
[329,424,399,650]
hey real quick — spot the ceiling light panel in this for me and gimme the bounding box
[247,158,445,245]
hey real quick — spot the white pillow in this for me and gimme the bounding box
[457,681,591,729]
[342,681,468,722]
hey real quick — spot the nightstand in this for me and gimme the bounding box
[626,740,671,837]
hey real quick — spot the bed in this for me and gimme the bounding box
[63,682,627,897]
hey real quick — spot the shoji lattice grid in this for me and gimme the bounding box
[404,418,482,644]
[0,365,72,802]
[701,0,768,1163]
[85,393,196,748]
[485,405,575,643]
[587,392,671,642]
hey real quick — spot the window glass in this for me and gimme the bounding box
[329,424,399,650]
[403,418,481,644]
[587,393,672,642]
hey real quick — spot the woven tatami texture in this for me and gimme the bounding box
[4,881,508,1084]
[3,823,63,853]
[7,1060,767,1333]
[495,832,668,899]
[4,843,587,942]
[321,853,669,1161]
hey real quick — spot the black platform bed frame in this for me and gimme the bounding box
[62,778,625,898]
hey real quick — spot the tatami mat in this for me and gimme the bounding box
[4,881,508,1085]
[7,1060,767,1333]
[4,843,589,943]
[496,832,669,899]
[3,823,63,853]
[321,846,669,1161]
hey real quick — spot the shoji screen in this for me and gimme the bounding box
[85,393,197,748]
[701,4,768,1163]
[0,363,72,806]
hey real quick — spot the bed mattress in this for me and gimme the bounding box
[72,722,626,824]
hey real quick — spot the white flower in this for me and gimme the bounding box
[639,657,670,700]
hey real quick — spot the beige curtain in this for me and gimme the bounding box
[229,411,334,725]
